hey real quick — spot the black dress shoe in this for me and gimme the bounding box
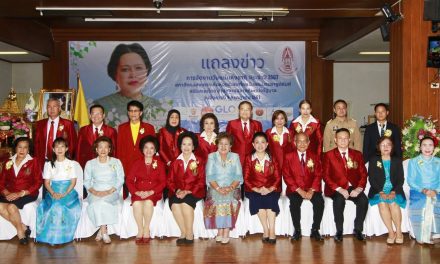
[353,230,366,241]
[184,238,194,244]
[310,229,324,241]
[334,231,343,242]
[176,237,186,245]
[19,237,28,245]
[268,238,276,244]
[291,230,302,241]
[262,237,269,243]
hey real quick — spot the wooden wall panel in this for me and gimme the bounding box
[306,41,334,122]
[390,0,440,126]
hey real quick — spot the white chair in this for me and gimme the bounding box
[0,187,42,240]
[118,196,165,239]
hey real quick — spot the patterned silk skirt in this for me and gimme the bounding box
[408,190,440,243]
[36,180,81,245]
[204,188,241,229]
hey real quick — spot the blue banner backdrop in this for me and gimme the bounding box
[68,41,305,131]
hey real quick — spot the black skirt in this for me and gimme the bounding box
[0,195,38,209]
[246,191,281,216]
[169,194,200,209]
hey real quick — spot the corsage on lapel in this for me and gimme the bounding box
[58,124,64,132]
[5,160,13,170]
[384,129,392,137]
[346,157,358,169]
[139,128,145,135]
[254,162,263,173]
[273,134,280,142]
[189,160,199,175]
[307,159,315,172]
[377,161,382,169]
[152,159,158,169]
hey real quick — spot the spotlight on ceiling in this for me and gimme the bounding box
[381,3,401,23]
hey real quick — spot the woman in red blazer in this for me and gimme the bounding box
[226,101,263,167]
[289,100,323,156]
[265,110,293,172]
[0,137,43,244]
[244,132,281,244]
[167,131,205,245]
[159,109,186,167]
[195,113,218,163]
[127,136,166,244]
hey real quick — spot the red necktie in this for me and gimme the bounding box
[300,153,306,175]
[46,121,54,159]
[94,127,99,140]
[342,152,348,170]
[244,122,250,138]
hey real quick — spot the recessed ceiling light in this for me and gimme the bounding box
[85,17,257,23]
[359,51,390,55]
[0,51,28,55]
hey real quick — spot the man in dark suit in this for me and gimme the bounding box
[363,103,402,162]
[34,98,77,168]
[323,128,368,242]
[283,132,324,242]
[76,104,117,168]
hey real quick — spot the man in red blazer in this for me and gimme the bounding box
[117,100,155,197]
[322,128,368,242]
[76,104,117,168]
[283,133,324,242]
[226,101,263,167]
[34,98,77,168]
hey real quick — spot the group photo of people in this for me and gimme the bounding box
[1,96,439,247]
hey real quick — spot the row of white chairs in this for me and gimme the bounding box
[0,161,415,240]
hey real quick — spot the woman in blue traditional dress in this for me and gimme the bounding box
[368,137,406,244]
[407,136,440,244]
[204,132,243,244]
[36,137,82,245]
[84,136,124,244]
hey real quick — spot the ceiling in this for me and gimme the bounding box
[0,0,398,62]
[0,42,48,63]
[327,28,389,62]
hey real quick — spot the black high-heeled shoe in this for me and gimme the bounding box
[19,237,28,245]
[24,227,31,238]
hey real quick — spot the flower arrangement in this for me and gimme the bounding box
[0,115,12,128]
[402,115,440,159]
[12,121,30,136]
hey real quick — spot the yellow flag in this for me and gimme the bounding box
[74,78,90,128]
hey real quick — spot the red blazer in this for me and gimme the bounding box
[34,117,77,168]
[167,155,206,199]
[0,158,42,198]
[322,148,367,197]
[158,127,186,165]
[226,119,263,167]
[126,157,166,205]
[265,128,293,171]
[243,155,281,193]
[282,151,322,195]
[116,121,155,175]
[289,119,323,156]
[76,124,117,168]
[195,133,218,163]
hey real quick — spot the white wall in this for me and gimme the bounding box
[12,63,43,93]
[333,63,389,126]
[0,60,12,101]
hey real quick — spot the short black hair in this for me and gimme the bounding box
[271,110,287,127]
[13,137,33,156]
[251,131,271,157]
[89,104,105,114]
[139,135,159,154]
[199,113,219,134]
[333,99,347,108]
[93,136,114,156]
[177,131,199,152]
[374,103,389,112]
[335,128,351,137]
[127,100,144,112]
[298,99,312,109]
[238,101,253,110]
[107,43,152,81]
